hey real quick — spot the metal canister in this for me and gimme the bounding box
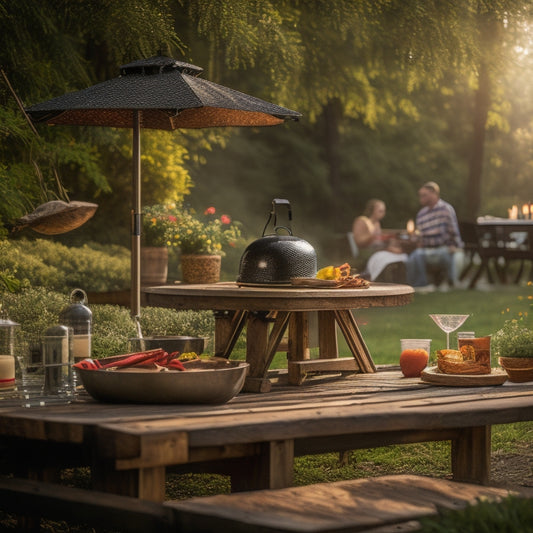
[42,325,73,396]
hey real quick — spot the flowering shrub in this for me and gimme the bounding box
[142,204,177,247]
[166,206,242,256]
[492,282,533,358]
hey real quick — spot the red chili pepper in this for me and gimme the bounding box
[166,359,186,371]
[73,359,102,370]
[101,349,167,369]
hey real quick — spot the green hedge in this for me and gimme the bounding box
[1,287,214,359]
[0,238,130,292]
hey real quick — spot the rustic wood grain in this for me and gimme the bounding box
[169,474,521,533]
[0,369,532,502]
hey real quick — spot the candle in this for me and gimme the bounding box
[72,334,91,363]
[406,219,415,234]
[510,205,518,219]
[523,204,529,218]
[0,355,15,389]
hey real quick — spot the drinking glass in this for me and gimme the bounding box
[429,314,469,349]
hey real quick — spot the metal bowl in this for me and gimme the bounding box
[129,336,206,354]
[75,359,249,404]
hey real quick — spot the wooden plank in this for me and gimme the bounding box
[288,358,359,385]
[168,475,520,533]
[0,477,174,532]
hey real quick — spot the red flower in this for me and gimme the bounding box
[204,206,216,215]
[221,214,231,224]
[168,215,177,222]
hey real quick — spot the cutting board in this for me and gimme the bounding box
[421,366,508,386]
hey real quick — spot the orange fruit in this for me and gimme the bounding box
[400,348,429,377]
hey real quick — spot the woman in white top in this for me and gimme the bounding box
[352,199,407,281]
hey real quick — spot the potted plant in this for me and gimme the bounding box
[492,283,533,382]
[166,205,242,284]
[141,204,177,285]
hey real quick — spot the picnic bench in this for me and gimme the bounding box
[0,368,532,512]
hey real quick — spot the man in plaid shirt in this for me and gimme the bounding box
[407,181,463,291]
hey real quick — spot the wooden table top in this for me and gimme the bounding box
[0,369,531,450]
[143,282,414,312]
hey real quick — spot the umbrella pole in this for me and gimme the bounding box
[131,111,141,318]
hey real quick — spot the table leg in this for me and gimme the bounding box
[92,460,166,502]
[318,310,338,358]
[213,310,247,358]
[243,311,290,393]
[287,312,310,361]
[230,439,294,492]
[451,426,491,485]
[334,309,376,373]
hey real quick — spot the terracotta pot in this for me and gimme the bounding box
[499,356,533,383]
[181,254,221,284]
[141,247,168,285]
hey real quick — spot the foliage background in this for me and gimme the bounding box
[1,1,533,276]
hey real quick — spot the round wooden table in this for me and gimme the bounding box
[144,282,414,392]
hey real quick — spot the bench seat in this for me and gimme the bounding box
[0,474,527,532]
[168,474,520,533]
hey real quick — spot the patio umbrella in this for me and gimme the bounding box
[26,56,301,317]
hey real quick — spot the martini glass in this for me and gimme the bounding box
[429,314,469,349]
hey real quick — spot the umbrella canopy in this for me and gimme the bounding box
[26,56,301,317]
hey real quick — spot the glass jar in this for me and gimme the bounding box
[0,316,19,390]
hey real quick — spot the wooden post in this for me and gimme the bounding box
[451,426,491,485]
[230,439,294,492]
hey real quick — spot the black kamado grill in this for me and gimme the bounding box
[237,199,317,286]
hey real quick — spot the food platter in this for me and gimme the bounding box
[75,359,249,404]
[421,366,507,386]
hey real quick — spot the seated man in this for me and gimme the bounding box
[407,181,462,290]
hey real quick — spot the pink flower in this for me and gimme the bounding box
[168,215,177,222]
[204,207,216,215]
[220,214,231,225]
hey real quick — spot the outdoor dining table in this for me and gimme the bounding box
[467,217,533,288]
[0,368,532,507]
[143,281,414,392]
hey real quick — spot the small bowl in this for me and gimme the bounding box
[129,336,206,355]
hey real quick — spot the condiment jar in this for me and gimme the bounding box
[59,289,92,363]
